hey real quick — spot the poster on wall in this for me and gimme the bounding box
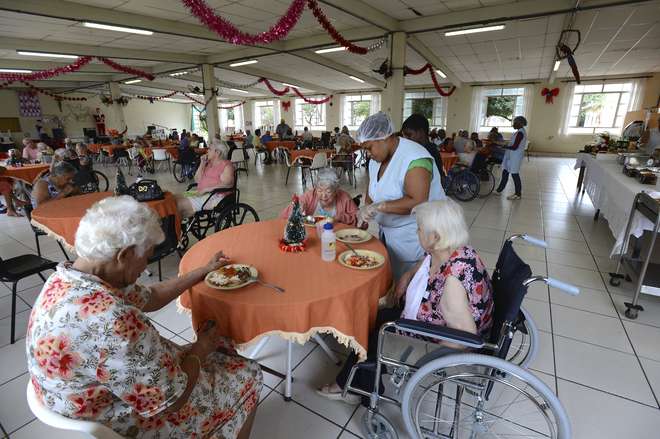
[18,91,42,117]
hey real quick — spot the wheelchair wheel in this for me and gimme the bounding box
[477,168,496,198]
[92,170,109,192]
[173,162,186,183]
[401,353,570,439]
[361,410,399,439]
[507,306,539,369]
[214,203,260,232]
[450,170,479,202]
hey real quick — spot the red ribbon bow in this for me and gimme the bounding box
[541,87,560,104]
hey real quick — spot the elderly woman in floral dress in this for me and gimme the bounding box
[26,196,262,439]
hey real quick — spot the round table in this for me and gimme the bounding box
[290,148,334,162]
[30,191,181,250]
[4,164,50,184]
[264,140,296,152]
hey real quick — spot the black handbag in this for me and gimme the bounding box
[128,179,164,202]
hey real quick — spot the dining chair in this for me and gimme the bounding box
[152,148,170,172]
[283,151,311,186]
[308,152,328,186]
[229,147,249,176]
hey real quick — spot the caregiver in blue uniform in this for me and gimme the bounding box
[494,116,528,200]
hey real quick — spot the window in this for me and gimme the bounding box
[479,87,524,131]
[566,83,633,135]
[220,104,243,132]
[191,106,207,137]
[403,91,447,129]
[295,98,326,130]
[342,94,376,129]
[254,100,274,131]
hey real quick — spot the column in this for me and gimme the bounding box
[108,81,126,131]
[381,31,406,129]
[202,64,219,139]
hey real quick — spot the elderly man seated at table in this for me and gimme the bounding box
[30,161,79,207]
[280,168,358,225]
[26,196,262,439]
[175,142,235,218]
[22,138,40,162]
[318,198,494,403]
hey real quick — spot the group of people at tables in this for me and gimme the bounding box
[22,111,533,438]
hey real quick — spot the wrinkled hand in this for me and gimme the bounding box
[193,320,219,358]
[205,251,231,272]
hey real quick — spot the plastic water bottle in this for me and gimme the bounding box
[321,222,336,262]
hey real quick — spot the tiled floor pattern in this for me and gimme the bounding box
[1,156,659,438]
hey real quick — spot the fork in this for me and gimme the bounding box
[250,276,286,293]
[343,241,360,257]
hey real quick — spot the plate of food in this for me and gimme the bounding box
[336,228,372,244]
[205,264,257,290]
[338,250,385,270]
[303,215,326,227]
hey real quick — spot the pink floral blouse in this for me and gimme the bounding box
[26,263,262,439]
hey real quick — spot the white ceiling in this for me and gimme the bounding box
[0,0,658,95]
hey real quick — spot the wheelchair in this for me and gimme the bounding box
[177,170,259,252]
[343,234,579,439]
[444,156,499,202]
[172,150,200,183]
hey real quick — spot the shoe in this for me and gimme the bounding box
[507,194,521,200]
[316,385,361,404]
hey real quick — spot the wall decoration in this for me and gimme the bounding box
[93,108,106,135]
[281,100,291,112]
[404,63,456,97]
[541,87,560,104]
[18,91,42,117]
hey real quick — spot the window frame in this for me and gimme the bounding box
[254,100,275,131]
[342,94,373,130]
[402,90,447,129]
[478,87,525,133]
[566,83,632,135]
[294,98,326,131]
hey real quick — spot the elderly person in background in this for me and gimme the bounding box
[175,142,235,218]
[336,126,354,153]
[279,168,358,225]
[319,199,494,403]
[276,118,290,140]
[26,196,262,438]
[75,143,93,171]
[22,139,40,162]
[37,142,54,163]
[31,161,79,207]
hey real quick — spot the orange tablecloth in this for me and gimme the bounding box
[178,219,392,360]
[30,191,181,250]
[264,140,296,152]
[290,149,334,162]
[440,152,459,173]
[4,164,50,184]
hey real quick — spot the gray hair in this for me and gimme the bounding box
[75,196,165,261]
[209,141,229,159]
[316,168,340,190]
[413,199,469,251]
[50,161,77,177]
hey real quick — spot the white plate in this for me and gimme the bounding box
[338,250,385,270]
[204,264,258,290]
[336,228,372,244]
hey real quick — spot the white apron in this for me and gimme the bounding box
[501,127,528,174]
[368,137,446,279]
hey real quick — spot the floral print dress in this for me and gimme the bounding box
[26,263,262,439]
[416,246,494,337]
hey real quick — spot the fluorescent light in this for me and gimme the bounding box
[229,60,258,67]
[0,68,32,73]
[315,47,347,54]
[282,82,298,88]
[348,75,365,83]
[230,88,249,94]
[553,60,561,71]
[170,71,189,77]
[445,24,505,36]
[17,51,78,59]
[435,69,447,78]
[83,22,153,35]
[124,79,142,84]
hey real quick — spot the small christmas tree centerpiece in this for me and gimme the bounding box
[280,195,307,252]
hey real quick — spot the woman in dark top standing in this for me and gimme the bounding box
[494,116,528,200]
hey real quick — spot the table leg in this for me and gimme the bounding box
[240,335,270,359]
[284,340,293,401]
[576,164,586,190]
[313,334,341,365]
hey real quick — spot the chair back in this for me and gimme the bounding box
[152,149,168,161]
[310,152,328,169]
[229,148,244,163]
[149,214,179,262]
[127,147,138,160]
[320,131,331,147]
[27,380,123,439]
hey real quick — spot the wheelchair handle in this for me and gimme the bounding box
[546,277,580,296]
[508,234,547,248]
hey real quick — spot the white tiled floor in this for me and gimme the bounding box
[1,156,660,438]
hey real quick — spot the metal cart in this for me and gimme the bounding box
[609,192,660,319]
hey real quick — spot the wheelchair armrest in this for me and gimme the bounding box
[186,183,198,191]
[394,319,484,349]
[208,186,234,196]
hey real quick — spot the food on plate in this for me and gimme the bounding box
[206,265,253,288]
[335,228,371,243]
[345,254,380,268]
[341,233,366,242]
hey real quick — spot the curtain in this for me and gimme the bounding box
[522,85,534,135]
[560,82,576,135]
[469,86,485,133]
[235,103,244,132]
[273,99,281,129]
[370,93,381,115]
[629,78,646,112]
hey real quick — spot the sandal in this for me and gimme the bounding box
[316,384,360,404]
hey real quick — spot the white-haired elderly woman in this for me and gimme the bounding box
[279,168,359,225]
[319,199,493,403]
[26,196,262,439]
[175,142,235,218]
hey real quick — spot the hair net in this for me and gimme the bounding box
[356,111,394,143]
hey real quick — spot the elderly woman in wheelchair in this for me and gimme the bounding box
[318,198,576,439]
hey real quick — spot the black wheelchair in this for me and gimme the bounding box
[444,156,498,202]
[172,148,200,183]
[343,234,579,439]
[177,170,259,251]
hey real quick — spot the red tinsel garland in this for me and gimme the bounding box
[403,63,456,97]
[0,56,154,82]
[259,78,290,96]
[22,81,87,101]
[97,57,155,81]
[181,0,305,45]
[404,63,432,75]
[292,87,332,104]
[259,78,331,104]
[306,0,368,54]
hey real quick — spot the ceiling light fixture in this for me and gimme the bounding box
[282,82,298,88]
[0,68,33,73]
[124,79,142,84]
[348,75,365,83]
[435,69,447,78]
[315,47,347,54]
[170,71,189,77]
[445,24,505,36]
[17,51,78,59]
[230,88,249,94]
[82,22,153,35]
[229,60,258,67]
[553,60,561,71]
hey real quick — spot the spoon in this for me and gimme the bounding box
[250,276,285,293]
[342,241,360,257]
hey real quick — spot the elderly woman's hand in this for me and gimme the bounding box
[204,251,231,273]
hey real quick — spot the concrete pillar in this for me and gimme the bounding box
[108,82,126,131]
[381,32,406,129]
[202,64,219,139]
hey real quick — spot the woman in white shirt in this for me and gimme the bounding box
[494,116,528,200]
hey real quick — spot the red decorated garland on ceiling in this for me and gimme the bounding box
[292,87,332,104]
[22,81,87,101]
[135,90,179,102]
[218,101,245,109]
[0,56,154,82]
[307,0,367,54]
[258,78,332,104]
[404,63,456,97]
[97,57,155,80]
[259,77,289,96]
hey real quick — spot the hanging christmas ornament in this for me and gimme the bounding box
[541,87,560,104]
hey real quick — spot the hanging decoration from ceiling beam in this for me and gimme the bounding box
[404,63,456,97]
[0,56,155,81]
[21,81,87,101]
[258,78,332,104]
[181,0,385,54]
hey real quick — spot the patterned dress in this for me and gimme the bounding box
[26,263,262,439]
[416,246,494,336]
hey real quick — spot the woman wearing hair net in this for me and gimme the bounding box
[493,115,528,200]
[356,112,445,279]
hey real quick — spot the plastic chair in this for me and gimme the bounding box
[308,152,328,185]
[152,148,170,172]
[26,380,123,439]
